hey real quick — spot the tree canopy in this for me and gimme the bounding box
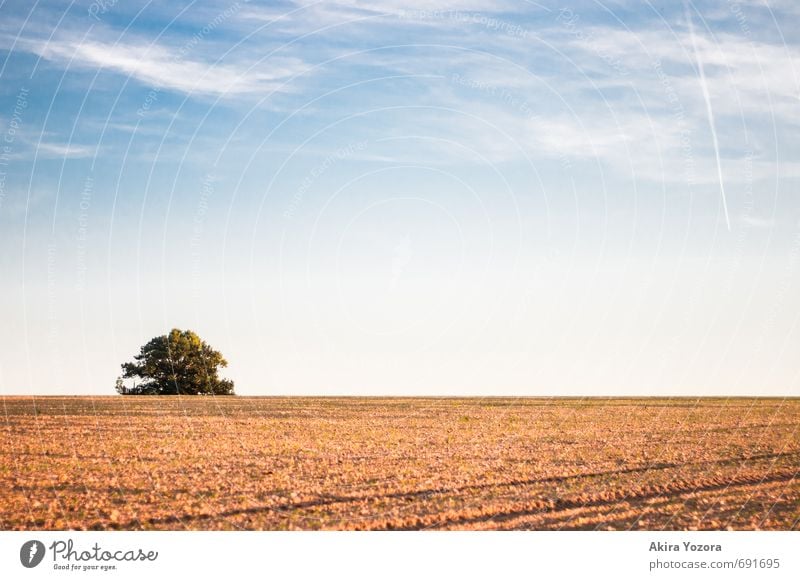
[118,329,235,395]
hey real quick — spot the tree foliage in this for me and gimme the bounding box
[119,329,235,395]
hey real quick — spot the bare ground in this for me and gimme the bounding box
[1,396,798,530]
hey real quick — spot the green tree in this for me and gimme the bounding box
[119,329,235,395]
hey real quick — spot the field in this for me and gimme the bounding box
[1,397,798,530]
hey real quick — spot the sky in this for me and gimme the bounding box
[0,0,798,396]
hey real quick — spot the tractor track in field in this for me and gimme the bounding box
[377,470,799,530]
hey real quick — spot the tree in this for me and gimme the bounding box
[119,329,235,395]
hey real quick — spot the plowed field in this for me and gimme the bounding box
[1,397,798,530]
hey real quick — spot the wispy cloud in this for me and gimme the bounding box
[19,36,307,98]
[34,141,95,158]
[238,0,539,42]
[566,25,800,119]
[2,0,798,183]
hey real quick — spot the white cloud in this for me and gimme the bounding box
[4,1,798,186]
[35,141,95,158]
[22,37,306,98]
[239,0,541,40]
[567,26,800,119]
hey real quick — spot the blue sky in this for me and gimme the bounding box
[1,0,799,395]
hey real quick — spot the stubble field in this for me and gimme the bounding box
[1,396,798,530]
